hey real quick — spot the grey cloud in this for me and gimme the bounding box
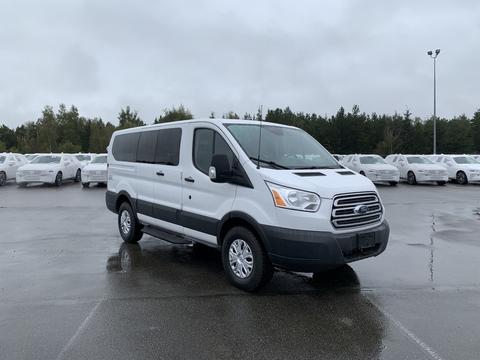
[1,0,479,127]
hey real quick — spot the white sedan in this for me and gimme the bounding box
[342,154,400,185]
[16,154,82,187]
[81,154,107,188]
[385,155,448,185]
[0,153,28,186]
[434,155,480,185]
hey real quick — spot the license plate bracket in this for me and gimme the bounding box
[357,233,376,250]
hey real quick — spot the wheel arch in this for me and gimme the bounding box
[115,190,137,214]
[217,211,271,252]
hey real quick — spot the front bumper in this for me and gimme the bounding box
[82,172,107,183]
[16,173,56,184]
[262,220,389,272]
[366,173,399,183]
[467,173,480,182]
[415,173,448,182]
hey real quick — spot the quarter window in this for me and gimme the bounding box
[112,133,140,162]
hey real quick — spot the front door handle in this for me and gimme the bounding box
[184,176,195,183]
[156,171,164,176]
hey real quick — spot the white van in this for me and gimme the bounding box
[106,119,389,291]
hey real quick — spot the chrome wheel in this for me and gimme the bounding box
[229,239,254,279]
[120,210,131,235]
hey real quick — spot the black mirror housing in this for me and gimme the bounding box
[210,154,230,183]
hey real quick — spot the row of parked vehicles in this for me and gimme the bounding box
[333,154,480,186]
[0,152,107,187]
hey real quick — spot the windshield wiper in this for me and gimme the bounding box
[249,157,290,170]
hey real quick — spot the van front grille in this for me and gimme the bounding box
[331,192,382,229]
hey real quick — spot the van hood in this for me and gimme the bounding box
[19,163,61,171]
[258,168,377,199]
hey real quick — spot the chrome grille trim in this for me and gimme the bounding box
[331,192,383,229]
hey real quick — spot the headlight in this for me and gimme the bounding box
[266,182,320,212]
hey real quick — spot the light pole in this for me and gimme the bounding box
[427,49,440,154]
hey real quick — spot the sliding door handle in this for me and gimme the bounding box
[184,176,195,183]
[156,171,164,176]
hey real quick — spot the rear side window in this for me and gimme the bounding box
[137,131,157,163]
[112,133,140,162]
[193,129,234,174]
[155,128,182,165]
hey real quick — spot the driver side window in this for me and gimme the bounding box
[193,129,234,175]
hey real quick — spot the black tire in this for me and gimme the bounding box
[118,202,143,243]
[82,182,89,188]
[54,172,63,187]
[437,181,446,186]
[389,181,398,186]
[456,171,468,185]
[17,182,26,188]
[221,226,273,292]
[0,171,6,186]
[407,171,417,185]
[74,169,81,182]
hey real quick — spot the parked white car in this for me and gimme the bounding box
[385,154,448,185]
[16,154,82,187]
[106,119,389,291]
[342,154,399,186]
[81,154,107,188]
[0,153,28,186]
[433,155,480,184]
[74,153,96,168]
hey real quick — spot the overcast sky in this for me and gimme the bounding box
[1,0,479,128]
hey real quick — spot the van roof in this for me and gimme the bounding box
[113,118,297,135]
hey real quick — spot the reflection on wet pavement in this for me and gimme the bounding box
[1,182,480,359]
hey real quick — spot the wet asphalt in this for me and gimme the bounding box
[0,181,479,359]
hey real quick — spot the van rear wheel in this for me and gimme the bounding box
[118,202,143,243]
[222,226,273,291]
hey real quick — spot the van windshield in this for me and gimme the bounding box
[224,124,341,170]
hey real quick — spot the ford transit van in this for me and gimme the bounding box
[106,119,389,291]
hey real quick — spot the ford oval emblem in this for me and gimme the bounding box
[354,205,369,215]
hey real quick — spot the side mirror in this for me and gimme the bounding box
[209,154,230,183]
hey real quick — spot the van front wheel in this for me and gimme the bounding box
[222,227,273,292]
[118,202,143,243]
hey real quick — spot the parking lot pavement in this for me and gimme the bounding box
[0,182,479,359]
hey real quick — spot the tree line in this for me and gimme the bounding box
[1,104,479,155]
